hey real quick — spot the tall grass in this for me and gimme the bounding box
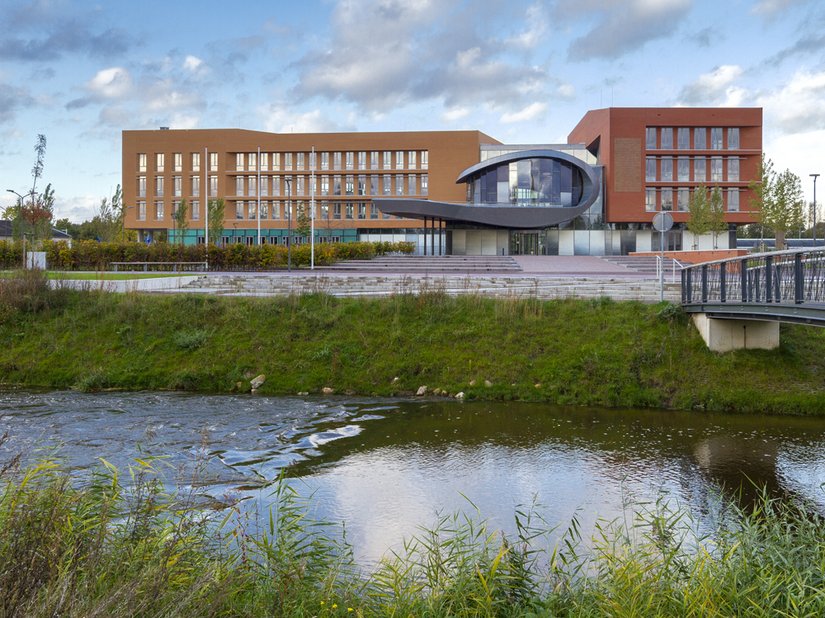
[2,450,825,617]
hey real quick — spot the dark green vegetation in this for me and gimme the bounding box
[2,270,825,414]
[1,451,824,617]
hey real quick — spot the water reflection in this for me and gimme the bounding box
[2,391,825,565]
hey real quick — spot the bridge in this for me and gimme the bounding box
[681,248,825,351]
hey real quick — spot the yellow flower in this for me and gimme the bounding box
[348,609,354,613]
[320,601,325,606]
[332,604,338,609]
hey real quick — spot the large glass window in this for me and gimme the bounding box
[358,202,366,219]
[395,151,404,169]
[192,175,200,197]
[421,174,428,195]
[646,157,656,182]
[646,188,657,212]
[209,175,218,196]
[345,175,354,196]
[172,153,182,172]
[138,201,146,221]
[728,128,740,149]
[156,153,165,172]
[383,151,391,169]
[711,157,723,181]
[260,152,268,171]
[155,176,164,197]
[296,152,304,170]
[191,152,200,172]
[661,189,673,211]
[236,153,244,171]
[694,128,706,149]
[646,128,657,149]
[284,152,293,170]
[138,176,146,198]
[395,174,404,195]
[138,153,147,172]
[728,158,739,182]
[694,157,706,182]
[235,201,244,219]
[711,128,723,150]
[383,175,391,195]
[249,176,257,196]
[421,151,428,169]
[408,151,417,169]
[334,202,342,219]
[235,177,244,196]
[370,151,378,169]
[660,128,673,149]
[728,188,739,211]
[333,175,342,196]
[345,152,354,170]
[358,174,366,196]
[678,157,690,181]
[677,128,690,149]
[272,176,280,196]
[333,152,342,170]
[321,152,329,170]
[155,200,164,219]
[209,152,218,171]
[272,153,280,171]
[173,176,182,197]
[296,176,304,195]
[408,175,416,195]
[358,151,366,170]
[678,188,690,211]
[260,176,268,196]
[321,176,329,196]
[191,200,200,221]
[661,158,673,181]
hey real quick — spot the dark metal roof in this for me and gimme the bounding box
[0,220,71,240]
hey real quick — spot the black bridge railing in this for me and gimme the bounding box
[682,249,825,306]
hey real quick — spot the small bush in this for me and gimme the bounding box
[172,328,210,351]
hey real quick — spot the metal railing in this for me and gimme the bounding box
[682,249,825,306]
[657,256,683,283]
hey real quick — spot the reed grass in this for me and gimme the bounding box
[2,444,825,617]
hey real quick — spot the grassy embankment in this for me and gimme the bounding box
[2,269,825,414]
[1,453,824,617]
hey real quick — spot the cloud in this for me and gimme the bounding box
[442,107,470,122]
[751,0,805,16]
[259,107,346,134]
[501,102,548,123]
[677,65,744,105]
[557,0,693,61]
[762,32,825,67]
[508,3,547,50]
[0,83,34,124]
[686,26,718,48]
[88,67,133,99]
[758,69,825,134]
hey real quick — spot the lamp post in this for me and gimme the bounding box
[284,176,292,272]
[7,188,35,269]
[811,173,820,248]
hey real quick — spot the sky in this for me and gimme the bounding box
[1,0,825,223]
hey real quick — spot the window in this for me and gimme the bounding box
[421,151,428,169]
[236,201,244,219]
[191,152,200,172]
[694,128,706,150]
[711,128,723,150]
[711,157,723,181]
[333,175,342,196]
[173,153,182,172]
[345,203,354,219]
[155,176,164,197]
[284,152,293,170]
[345,175,354,195]
[321,175,329,196]
[191,200,200,221]
[661,158,673,181]
[677,128,690,149]
[421,174,428,195]
[155,200,164,219]
[408,175,416,195]
[728,188,739,212]
[645,188,656,212]
[156,153,165,172]
[395,151,404,169]
[728,158,739,182]
[660,128,673,149]
[333,202,342,219]
[296,176,304,195]
[678,188,690,211]
[694,157,706,182]
[272,153,280,171]
[138,153,147,172]
[408,151,417,169]
[370,151,378,169]
[248,152,257,171]
[260,152,268,171]
[645,127,657,149]
[395,174,404,195]
[236,153,244,171]
[678,157,690,181]
[137,201,146,221]
[260,201,269,218]
[370,175,378,195]
[358,202,366,219]
[646,157,656,182]
[173,176,182,197]
[321,152,329,170]
[333,152,342,170]
[260,176,268,196]
[273,176,280,196]
[296,152,304,170]
[383,175,391,195]
[210,152,218,171]
[345,151,354,170]
[321,201,329,220]
[209,176,218,196]
[371,203,379,219]
[138,176,146,197]
[236,177,244,196]
[191,175,200,197]
[728,128,740,149]
[271,201,280,219]
[249,176,257,196]
[358,151,366,169]
[358,175,366,196]
[661,189,673,211]
[383,151,391,169]
[248,201,257,219]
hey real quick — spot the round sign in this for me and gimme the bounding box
[652,211,674,232]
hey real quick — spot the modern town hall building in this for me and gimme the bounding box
[121,107,762,255]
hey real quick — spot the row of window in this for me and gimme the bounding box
[138,174,429,199]
[135,200,394,222]
[645,157,740,183]
[646,127,740,151]
[644,188,740,212]
[136,150,430,173]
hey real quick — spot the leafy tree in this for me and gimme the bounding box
[687,185,711,249]
[3,135,55,245]
[295,200,311,239]
[708,186,727,249]
[751,156,804,250]
[207,198,225,245]
[172,199,189,244]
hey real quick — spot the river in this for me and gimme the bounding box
[2,390,825,565]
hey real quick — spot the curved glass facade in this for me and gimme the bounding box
[466,157,584,207]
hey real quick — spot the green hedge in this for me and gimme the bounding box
[0,240,414,271]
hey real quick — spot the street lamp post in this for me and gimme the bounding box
[284,176,292,272]
[811,174,820,248]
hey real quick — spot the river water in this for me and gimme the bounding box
[2,390,825,565]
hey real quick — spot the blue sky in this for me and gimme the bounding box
[1,0,824,222]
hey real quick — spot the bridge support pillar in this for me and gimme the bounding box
[692,314,780,352]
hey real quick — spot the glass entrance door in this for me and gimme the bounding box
[510,232,541,255]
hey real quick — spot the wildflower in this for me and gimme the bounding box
[332,603,338,609]
[348,609,354,613]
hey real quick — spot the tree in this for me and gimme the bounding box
[173,199,189,245]
[295,200,311,239]
[4,135,55,245]
[708,186,727,249]
[751,156,804,250]
[207,198,225,245]
[687,184,711,249]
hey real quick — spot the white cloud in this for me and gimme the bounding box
[87,67,132,99]
[260,107,343,133]
[54,194,100,222]
[508,3,547,49]
[677,64,744,105]
[501,102,547,123]
[183,55,203,72]
[751,0,801,16]
[758,68,825,133]
[442,107,470,122]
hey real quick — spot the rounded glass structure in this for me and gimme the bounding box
[465,157,585,207]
